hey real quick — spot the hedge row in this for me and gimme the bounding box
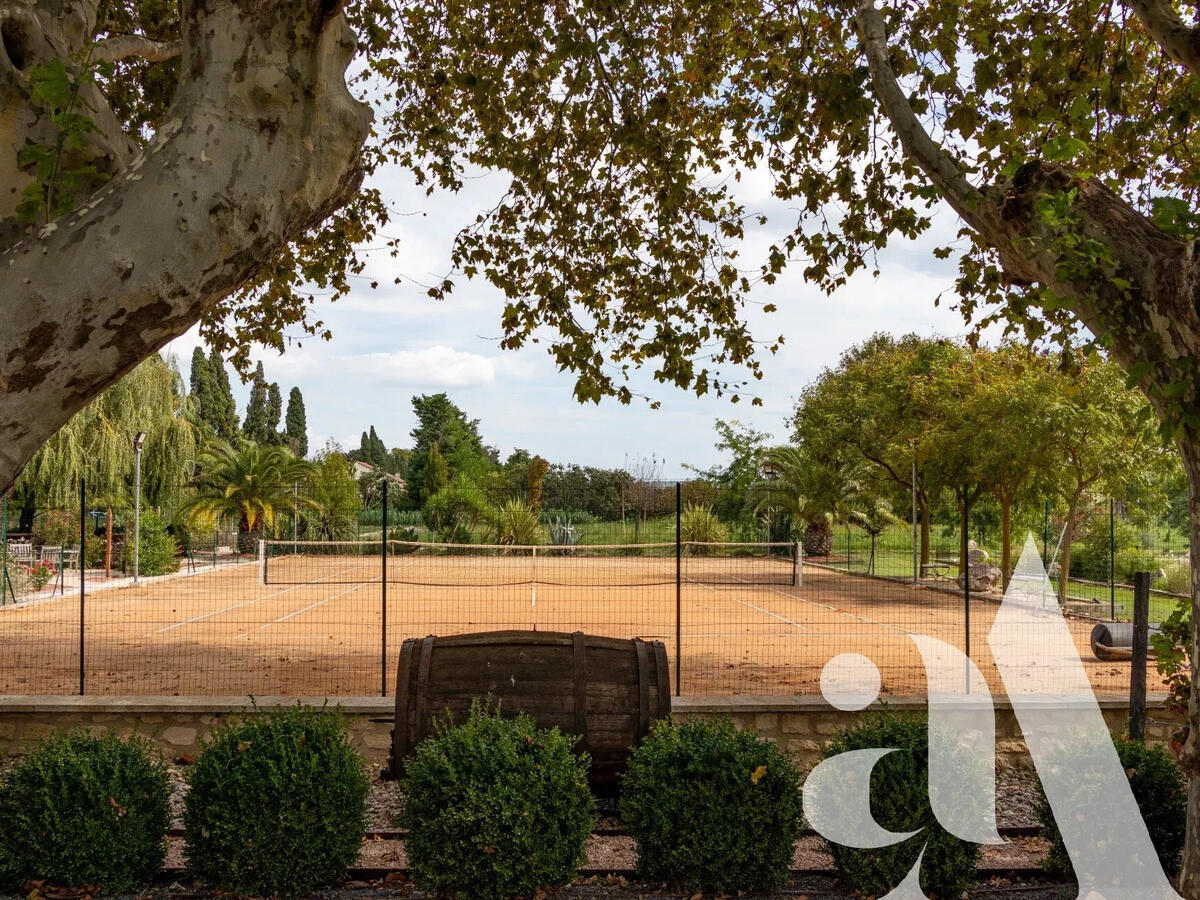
[0,708,1185,898]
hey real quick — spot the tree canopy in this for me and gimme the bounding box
[15,353,195,508]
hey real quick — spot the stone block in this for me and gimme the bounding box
[161,726,198,747]
[780,716,811,734]
[753,713,778,732]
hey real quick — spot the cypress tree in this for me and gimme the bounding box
[242,361,269,444]
[266,382,283,442]
[207,347,239,442]
[188,347,213,429]
[368,426,388,468]
[285,387,308,457]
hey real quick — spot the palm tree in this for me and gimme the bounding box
[848,496,900,575]
[747,446,862,558]
[181,440,314,552]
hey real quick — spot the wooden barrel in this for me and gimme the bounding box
[388,630,671,791]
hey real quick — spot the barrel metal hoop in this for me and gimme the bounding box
[572,631,589,752]
[391,638,417,774]
[414,635,435,747]
[634,638,650,739]
[652,640,670,717]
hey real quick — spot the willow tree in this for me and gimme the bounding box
[14,353,195,509]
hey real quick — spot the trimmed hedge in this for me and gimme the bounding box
[1038,735,1186,878]
[621,718,802,894]
[820,714,981,899]
[0,732,170,893]
[401,705,595,900]
[183,706,368,896]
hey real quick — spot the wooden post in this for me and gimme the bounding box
[1129,571,1150,740]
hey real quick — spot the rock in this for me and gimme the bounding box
[967,540,989,564]
[957,562,1002,593]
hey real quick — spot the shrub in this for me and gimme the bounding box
[679,504,728,546]
[0,732,169,893]
[402,705,595,900]
[184,706,369,895]
[31,510,101,567]
[1037,736,1186,878]
[1115,548,1163,583]
[1071,519,1140,581]
[491,499,544,545]
[123,510,180,576]
[621,718,801,894]
[1157,562,1191,596]
[821,715,981,899]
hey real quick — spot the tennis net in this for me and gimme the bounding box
[259,539,799,588]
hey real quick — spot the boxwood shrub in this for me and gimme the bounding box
[401,705,595,900]
[0,732,170,893]
[620,718,802,894]
[183,706,368,895]
[820,714,981,898]
[1037,735,1186,878]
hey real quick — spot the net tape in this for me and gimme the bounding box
[259,539,799,588]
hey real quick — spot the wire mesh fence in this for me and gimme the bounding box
[0,482,1184,698]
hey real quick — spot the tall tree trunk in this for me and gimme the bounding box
[1000,495,1012,589]
[1060,491,1081,606]
[920,500,931,568]
[803,520,833,557]
[0,0,371,494]
[1177,438,1200,897]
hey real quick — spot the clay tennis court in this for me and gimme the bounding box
[0,546,1149,697]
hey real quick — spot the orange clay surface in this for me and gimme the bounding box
[0,555,1149,698]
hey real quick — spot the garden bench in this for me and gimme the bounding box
[920,548,958,580]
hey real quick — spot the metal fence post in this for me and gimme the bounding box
[1129,571,1150,740]
[1109,498,1116,621]
[1,493,10,605]
[381,478,388,697]
[911,456,918,584]
[1043,499,1049,564]
[675,481,681,698]
[962,485,971,694]
[79,478,85,696]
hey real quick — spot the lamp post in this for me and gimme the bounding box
[132,432,146,584]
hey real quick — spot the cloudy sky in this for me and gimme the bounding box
[167,162,976,480]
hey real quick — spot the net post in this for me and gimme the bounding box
[79,477,85,696]
[675,481,681,698]
[793,540,801,587]
[381,478,388,698]
[258,540,266,584]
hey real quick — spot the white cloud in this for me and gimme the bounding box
[355,345,533,386]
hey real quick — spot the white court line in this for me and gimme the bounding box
[151,562,371,635]
[688,580,808,631]
[257,581,372,629]
[687,567,916,637]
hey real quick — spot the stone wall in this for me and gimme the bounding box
[0,695,1179,770]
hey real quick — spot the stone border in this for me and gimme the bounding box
[0,693,1177,769]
